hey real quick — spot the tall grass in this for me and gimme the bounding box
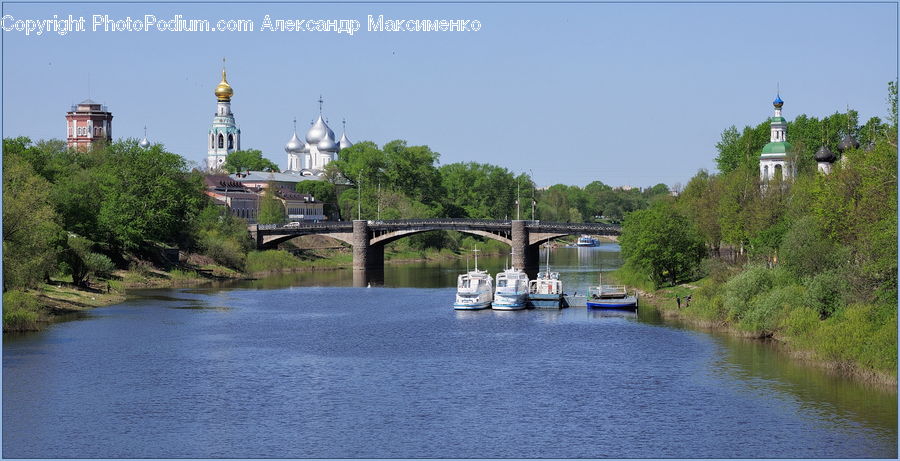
[3,290,42,332]
[651,259,898,379]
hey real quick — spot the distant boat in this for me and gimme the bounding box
[454,248,493,310]
[576,235,600,247]
[528,244,564,309]
[493,267,529,310]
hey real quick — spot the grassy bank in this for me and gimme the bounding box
[613,266,898,388]
[3,243,507,333]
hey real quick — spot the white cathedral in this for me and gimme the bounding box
[205,63,354,176]
[284,97,353,176]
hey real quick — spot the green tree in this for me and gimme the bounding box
[222,149,280,173]
[619,202,706,286]
[677,169,722,251]
[296,180,338,218]
[440,162,517,219]
[192,205,253,270]
[2,153,64,289]
[258,185,286,224]
[383,140,443,204]
[94,141,206,250]
[59,234,115,287]
[715,125,742,174]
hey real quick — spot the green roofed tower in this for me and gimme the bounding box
[759,93,796,182]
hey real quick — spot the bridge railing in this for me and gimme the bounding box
[254,219,619,233]
[527,221,619,231]
[366,219,513,228]
[256,222,353,231]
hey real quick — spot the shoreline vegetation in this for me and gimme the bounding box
[610,268,897,392]
[2,240,513,333]
[606,84,898,389]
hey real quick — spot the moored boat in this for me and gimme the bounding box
[528,245,565,309]
[454,248,493,310]
[493,267,529,310]
[529,271,564,309]
[586,284,638,310]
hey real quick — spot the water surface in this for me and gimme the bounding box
[3,245,896,458]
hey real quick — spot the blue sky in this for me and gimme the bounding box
[2,2,896,188]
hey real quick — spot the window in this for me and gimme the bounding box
[228,135,234,150]
[218,134,224,149]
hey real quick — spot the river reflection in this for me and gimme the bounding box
[2,244,896,458]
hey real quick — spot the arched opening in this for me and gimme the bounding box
[228,134,234,150]
[763,165,769,180]
[218,134,224,149]
[774,164,783,181]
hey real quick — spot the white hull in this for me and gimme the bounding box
[454,301,492,310]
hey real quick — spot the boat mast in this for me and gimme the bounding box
[473,246,480,271]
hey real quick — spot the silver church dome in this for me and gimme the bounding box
[306,115,335,144]
[317,131,338,152]
[339,132,353,151]
[285,131,304,153]
[139,137,151,148]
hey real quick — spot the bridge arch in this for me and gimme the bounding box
[370,228,511,246]
[258,231,354,249]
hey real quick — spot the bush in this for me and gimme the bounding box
[741,284,803,335]
[780,216,848,278]
[804,270,850,320]
[60,234,116,286]
[199,231,247,270]
[3,290,41,331]
[722,265,773,321]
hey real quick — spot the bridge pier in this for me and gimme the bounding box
[353,220,384,285]
[511,220,539,275]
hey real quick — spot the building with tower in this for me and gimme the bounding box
[66,99,113,151]
[284,97,354,176]
[207,62,241,171]
[759,94,796,182]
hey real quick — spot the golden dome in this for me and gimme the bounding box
[215,68,233,101]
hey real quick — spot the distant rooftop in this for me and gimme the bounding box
[229,171,323,184]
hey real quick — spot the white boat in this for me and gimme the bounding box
[529,271,564,308]
[528,244,565,309]
[576,235,599,247]
[493,267,529,310]
[454,248,493,310]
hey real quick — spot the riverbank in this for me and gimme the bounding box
[615,271,898,389]
[3,245,511,333]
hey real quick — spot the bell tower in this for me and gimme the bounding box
[207,59,241,171]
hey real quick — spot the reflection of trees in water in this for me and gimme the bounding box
[715,333,897,440]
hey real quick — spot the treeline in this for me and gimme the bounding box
[618,82,898,377]
[288,139,670,252]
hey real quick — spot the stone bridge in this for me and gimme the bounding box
[249,219,620,285]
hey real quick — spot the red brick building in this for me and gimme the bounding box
[66,99,113,151]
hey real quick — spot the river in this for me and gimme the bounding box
[3,244,896,458]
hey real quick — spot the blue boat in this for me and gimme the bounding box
[586,284,638,310]
[575,235,600,247]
